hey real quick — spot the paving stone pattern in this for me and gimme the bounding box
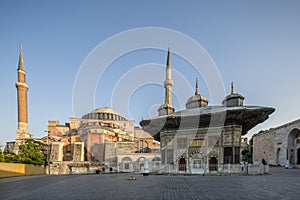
[0,167,299,200]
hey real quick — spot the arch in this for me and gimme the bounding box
[137,157,146,171]
[121,157,132,162]
[209,157,218,171]
[276,148,281,165]
[152,157,161,162]
[122,157,132,171]
[137,157,146,162]
[297,148,300,165]
[287,128,300,165]
[178,157,186,171]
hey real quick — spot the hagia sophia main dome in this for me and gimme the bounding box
[82,107,127,121]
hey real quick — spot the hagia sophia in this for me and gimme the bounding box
[7,43,285,175]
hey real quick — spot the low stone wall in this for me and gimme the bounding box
[0,162,45,178]
[247,164,269,175]
[49,161,103,175]
[156,164,269,175]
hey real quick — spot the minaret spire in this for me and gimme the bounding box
[166,42,171,67]
[231,81,234,94]
[158,43,175,116]
[195,78,199,95]
[18,43,25,71]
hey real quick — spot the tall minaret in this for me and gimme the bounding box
[158,44,175,116]
[14,44,31,153]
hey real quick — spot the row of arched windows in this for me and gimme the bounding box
[82,112,126,121]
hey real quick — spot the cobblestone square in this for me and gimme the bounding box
[0,167,299,200]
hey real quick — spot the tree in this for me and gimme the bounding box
[18,139,46,165]
[0,145,4,162]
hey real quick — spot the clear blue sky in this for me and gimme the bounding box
[1,0,300,146]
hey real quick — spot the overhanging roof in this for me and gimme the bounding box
[140,105,275,141]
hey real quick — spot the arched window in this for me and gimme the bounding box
[122,157,132,170]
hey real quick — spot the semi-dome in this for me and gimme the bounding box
[82,107,127,121]
[186,78,208,109]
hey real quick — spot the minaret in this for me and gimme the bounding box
[14,44,31,153]
[158,44,175,116]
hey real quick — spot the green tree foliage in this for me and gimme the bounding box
[241,137,254,163]
[18,139,46,165]
[0,145,4,162]
[2,153,20,163]
[0,140,46,165]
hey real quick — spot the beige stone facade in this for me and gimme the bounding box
[158,125,243,174]
[253,119,300,167]
[46,107,160,174]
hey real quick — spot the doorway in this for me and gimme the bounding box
[178,158,186,171]
[276,148,281,165]
[297,148,300,165]
[209,157,218,171]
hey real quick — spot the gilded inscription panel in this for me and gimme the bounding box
[189,139,205,147]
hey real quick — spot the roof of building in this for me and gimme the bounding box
[91,107,122,116]
[253,118,300,138]
[185,78,208,109]
[144,105,272,119]
[134,127,153,139]
[186,94,208,104]
[140,105,275,140]
[82,106,127,121]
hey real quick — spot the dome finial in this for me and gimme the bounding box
[231,81,234,94]
[195,77,199,95]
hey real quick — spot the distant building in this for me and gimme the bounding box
[140,45,275,174]
[47,107,160,174]
[7,44,160,175]
[253,119,300,167]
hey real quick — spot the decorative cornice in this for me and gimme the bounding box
[17,69,26,75]
[16,82,29,89]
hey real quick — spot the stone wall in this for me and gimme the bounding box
[49,161,104,175]
[117,153,161,172]
[73,142,84,161]
[253,131,275,165]
[48,120,69,137]
[50,142,64,161]
[0,162,45,178]
[253,119,300,166]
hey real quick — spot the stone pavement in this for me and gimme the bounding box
[0,167,299,200]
